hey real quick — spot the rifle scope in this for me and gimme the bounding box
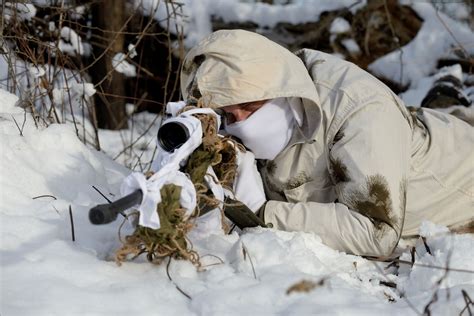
[157,121,190,152]
[157,110,224,152]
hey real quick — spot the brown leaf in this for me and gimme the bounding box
[286,279,324,295]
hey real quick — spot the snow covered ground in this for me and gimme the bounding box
[369,2,474,89]
[1,1,474,315]
[1,87,473,315]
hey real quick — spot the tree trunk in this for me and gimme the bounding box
[90,0,127,129]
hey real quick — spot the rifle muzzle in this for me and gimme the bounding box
[89,189,143,225]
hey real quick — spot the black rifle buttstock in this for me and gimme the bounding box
[89,189,143,225]
[224,198,267,229]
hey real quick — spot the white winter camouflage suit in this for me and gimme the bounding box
[181,30,473,257]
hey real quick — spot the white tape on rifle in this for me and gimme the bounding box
[121,171,196,230]
[121,107,221,230]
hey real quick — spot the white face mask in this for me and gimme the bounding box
[224,97,295,160]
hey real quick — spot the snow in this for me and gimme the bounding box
[2,1,474,314]
[27,65,46,79]
[0,87,21,113]
[98,111,161,170]
[330,17,351,34]
[70,5,86,20]
[52,82,96,122]
[53,82,96,102]
[419,221,451,238]
[57,26,85,56]
[0,46,94,128]
[3,2,37,22]
[128,44,138,59]
[369,3,474,87]
[399,64,465,106]
[112,53,137,77]
[1,88,473,315]
[48,21,56,32]
[73,82,96,98]
[136,0,366,47]
[341,38,361,56]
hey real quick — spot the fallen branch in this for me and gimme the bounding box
[32,194,57,200]
[166,257,192,300]
[92,185,113,203]
[69,205,76,242]
[242,242,257,280]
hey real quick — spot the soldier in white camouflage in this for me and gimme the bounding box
[181,30,473,257]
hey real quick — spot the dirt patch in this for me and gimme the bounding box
[346,174,395,234]
[329,155,350,184]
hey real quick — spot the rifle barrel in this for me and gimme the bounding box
[89,189,143,225]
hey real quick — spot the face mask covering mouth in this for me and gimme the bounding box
[224,97,295,160]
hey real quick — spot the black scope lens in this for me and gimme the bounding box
[157,121,190,152]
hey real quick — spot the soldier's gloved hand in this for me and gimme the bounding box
[223,149,268,229]
[232,149,266,212]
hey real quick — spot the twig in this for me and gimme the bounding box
[131,135,156,171]
[11,114,25,136]
[163,2,174,105]
[32,194,57,200]
[411,246,416,264]
[166,257,192,300]
[92,185,113,203]
[383,0,404,87]
[113,113,161,160]
[91,5,158,88]
[74,7,138,77]
[422,250,452,315]
[434,7,470,60]
[369,256,474,274]
[55,18,170,36]
[62,66,79,137]
[168,2,186,103]
[94,92,164,107]
[145,144,158,174]
[421,236,433,255]
[371,261,421,315]
[379,280,397,288]
[52,205,60,215]
[460,289,473,316]
[241,242,257,280]
[394,259,474,274]
[200,254,225,265]
[69,205,76,242]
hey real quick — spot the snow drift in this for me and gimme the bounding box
[1,87,473,315]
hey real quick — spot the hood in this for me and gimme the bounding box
[180,29,322,141]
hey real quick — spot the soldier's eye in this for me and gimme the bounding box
[225,112,236,124]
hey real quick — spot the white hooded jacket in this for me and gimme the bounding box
[181,30,473,257]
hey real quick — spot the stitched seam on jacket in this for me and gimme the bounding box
[312,80,363,145]
[411,166,473,197]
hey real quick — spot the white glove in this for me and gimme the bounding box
[232,149,266,212]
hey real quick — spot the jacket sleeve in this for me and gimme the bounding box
[263,101,411,257]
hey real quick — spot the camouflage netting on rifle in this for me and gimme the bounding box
[115,101,240,266]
